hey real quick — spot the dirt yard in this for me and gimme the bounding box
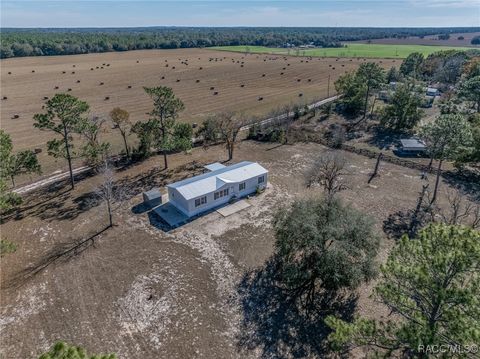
[1,140,476,359]
[0,48,397,176]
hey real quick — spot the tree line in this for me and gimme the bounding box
[2,27,479,58]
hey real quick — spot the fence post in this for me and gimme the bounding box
[368,153,383,184]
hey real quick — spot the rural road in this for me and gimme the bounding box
[13,95,340,195]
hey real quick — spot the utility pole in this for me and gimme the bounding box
[327,75,331,98]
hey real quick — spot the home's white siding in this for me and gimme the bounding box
[167,187,190,216]
[173,173,267,217]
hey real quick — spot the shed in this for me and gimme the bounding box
[426,87,439,97]
[143,188,162,207]
[399,139,426,154]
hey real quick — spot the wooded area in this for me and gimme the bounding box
[2,27,479,58]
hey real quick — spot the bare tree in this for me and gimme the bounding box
[200,112,249,161]
[306,152,347,201]
[426,188,480,229]
[110,107,131,158]
[95,161,126,228]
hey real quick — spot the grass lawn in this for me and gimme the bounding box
[212,43,472,59]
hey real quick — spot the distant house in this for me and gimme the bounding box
[378,90,391,101]
[167,161,268,217]
[399,139,427,155]
[426,87,439,97]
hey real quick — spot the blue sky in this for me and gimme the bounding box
[1,0,479,28]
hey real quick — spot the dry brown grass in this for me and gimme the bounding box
[1,48,397,175]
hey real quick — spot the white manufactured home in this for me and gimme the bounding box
[167,161,268,217]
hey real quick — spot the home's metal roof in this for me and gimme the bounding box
[168,161,268,200]
[204,162,226,171]
[400,139,426,150]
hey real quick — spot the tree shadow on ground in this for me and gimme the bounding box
[443,170,480,203]
[236,258,357,359]
[3,161,207,223]
[1,170,99,223]
[4,224,110,289]
[366,126,409,151]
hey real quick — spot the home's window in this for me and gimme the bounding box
[195,196,207,207]
[258,176,265,184]
[239,182,246,191]
[214,188,229,200]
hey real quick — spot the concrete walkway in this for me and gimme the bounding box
[216,199,251,217]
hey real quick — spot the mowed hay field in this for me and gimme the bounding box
[1,48,397,176]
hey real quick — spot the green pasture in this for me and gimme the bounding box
[211,43,473,59]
